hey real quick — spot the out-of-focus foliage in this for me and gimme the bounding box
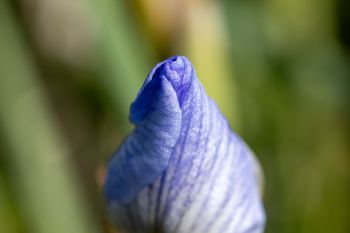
[0,0,349,233]
[222,1,350,232]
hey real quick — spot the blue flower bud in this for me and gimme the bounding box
[105,56,265,233]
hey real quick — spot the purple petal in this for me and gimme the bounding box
[104,56,266,233]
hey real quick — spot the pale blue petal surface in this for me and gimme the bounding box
[104,56,265,233]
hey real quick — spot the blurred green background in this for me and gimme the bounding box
[0,0,349,233]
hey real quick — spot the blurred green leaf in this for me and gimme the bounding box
[88,0,156,131]
[0,2,101,233]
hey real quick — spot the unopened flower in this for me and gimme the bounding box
[104,56,265,233]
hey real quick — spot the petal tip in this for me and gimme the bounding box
[130,56,193,124]
[162,55,193,91]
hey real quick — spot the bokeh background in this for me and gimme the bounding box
[1,0,349,233]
